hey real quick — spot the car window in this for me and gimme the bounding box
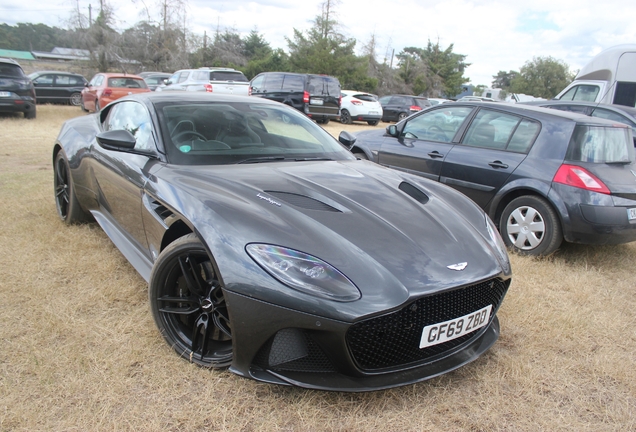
[566,125,634,163]
[34,75,54,85]
[463,109,522,150]
[613,82,636,107]
[353,93,375,102]
[167,72,179,84]
[324,78,341,96]
[559,85,600,102]
[547,104,589,114]
[210,71,248,82]
[104,101,155,151]
[307,76,323,95]
[94,75,104,86]
[591,108,635,126]
[144,76,166,86]
[56,75,83,86]
[402,106,473,142]
[379,96,391,105]
[264,73,284,91]
[178,72,190,83]
[507,119,540,153]
[414,98,432,108]
[193,71,209,81]
[0,63,25,78]
[281,74,304,92]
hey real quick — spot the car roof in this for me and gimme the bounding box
[0,57,22,66]
[29,70,85,77]
[118,91,282,106]
[522,100,636,117]
[439,101,628,127]
[96,72,145,79]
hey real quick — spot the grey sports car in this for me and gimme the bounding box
[53,92,511,391]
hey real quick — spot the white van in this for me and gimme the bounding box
[555,44,636,107]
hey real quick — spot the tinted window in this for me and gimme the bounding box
[591,108,635,126]
[507,119,540,153]
[281,75,304,92]
[325,78,340,96]
[353,93,376,102]
[105,101,155,151]
[307,76,323,95]
[108,78,146,88]
[402,106,473,143]
[250,75,264,91]
[548,104,589,114]
[56,75,84,86]
[566,125,634,163]
[264,73,284,91]
[559,85,600,102]
[0,63,25,78]
[389,96,408,105]
[613,82,636,107]
[414,98,432,108]
[379,96,391,105]
[34,75,54,85]
[210,71,248,82]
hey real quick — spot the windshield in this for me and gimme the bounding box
[157,101,355,165]
[0,63,26,78]
[566,125,635,163]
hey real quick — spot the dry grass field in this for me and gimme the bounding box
[0,106,635,431]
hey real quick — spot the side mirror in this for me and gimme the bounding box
[338,131,356,149]
[96,129,136,151]
[165,80,172,85]
[387,125,399,137]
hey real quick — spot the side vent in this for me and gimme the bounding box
[265,191,342,213]
[149,200,177,225]
[398,182,429,204]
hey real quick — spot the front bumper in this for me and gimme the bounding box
[224,277,510,391]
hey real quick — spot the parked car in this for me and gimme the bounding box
[28,71,87,106]
[52,92,511,391]
[0,57,36,119]
[340,90,383,125]
[158,67,249,95]
[81,73,150,112]
[379,95,432,122]
[139,72,171,91]
[456,96,497,102]
[340,102,636,256]
[249,72,341,124]
[427,98,452,105]
[521,100,636,145]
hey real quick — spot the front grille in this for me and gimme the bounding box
[254,328,336,373]
[346,278,510,371]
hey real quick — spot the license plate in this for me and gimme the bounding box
[0,91,10,97]
[310,98,324,105]
[629,208,636,220]
[419,304,492,348]
[369,111,378,115]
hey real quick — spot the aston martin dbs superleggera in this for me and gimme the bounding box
[53,92,511,391]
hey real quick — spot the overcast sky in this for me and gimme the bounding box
[2,0,636,86]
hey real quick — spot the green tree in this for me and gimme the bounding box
[472,84,486,96]
[491,70,519,90]
[509,56,575,99]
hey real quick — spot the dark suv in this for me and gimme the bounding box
[249,72,341,124]
[379,94,432,122]
[0,58,36,119]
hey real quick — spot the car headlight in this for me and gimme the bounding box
[485,215,511,272]
[246,244,361,302]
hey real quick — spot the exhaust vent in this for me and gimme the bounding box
[398,182,429,204]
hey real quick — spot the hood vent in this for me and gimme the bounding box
[398,182,429,205]
[265,191,342,213]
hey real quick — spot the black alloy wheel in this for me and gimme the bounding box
[54,151,90,224]
[397,112,408,121]
[149,234,233,368]
[340,109,352,124]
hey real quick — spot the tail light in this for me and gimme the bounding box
[339,95,342,106]
[351,100,362,106]
[248,86,252,96]
[204,84,213,92]
[303,91,310,104]
[102,88,112,97]
[409,105,422,112]
[553,164,610,194]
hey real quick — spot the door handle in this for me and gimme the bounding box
[488,160,509,169]
[428,151,444,158]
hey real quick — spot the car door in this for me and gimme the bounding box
[83,74,103,110]
[89,100,158,249]
[440,108,540,209]
[32,74,56,102]
[377,105,475,181]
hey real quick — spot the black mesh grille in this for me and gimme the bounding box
[346,278,510,371]
[265,191,342,212]
[254,329,336,373]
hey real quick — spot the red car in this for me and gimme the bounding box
[81,73,150,112]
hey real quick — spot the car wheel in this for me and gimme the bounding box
[500,195,562,256]
[54,151,91,224]
[397,112,407,121]
[69,92,82,106]
[340,109,352,124]
[367,120,379,126]
[24,107,36,119]
[149,234,233,368]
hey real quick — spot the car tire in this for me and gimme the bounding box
[340,109,352,124]
[500,195,562,256]
[69,92,82,106]
[54,151,92,224]
[367,120,379,126]
[24,107,36,119]
[397,112,408,121]
[149,234,233,368]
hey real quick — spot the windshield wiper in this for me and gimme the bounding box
[292,157,334,161]
[236,156,286,164]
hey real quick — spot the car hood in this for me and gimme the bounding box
[151,160,508,319]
